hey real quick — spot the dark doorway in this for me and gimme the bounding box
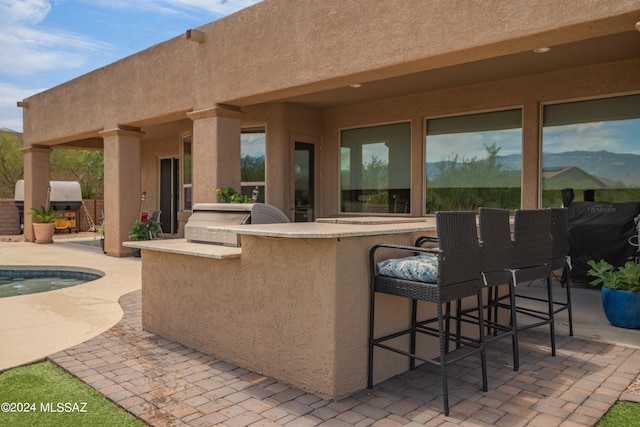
[159,158,179,234]
[294,142,315,222]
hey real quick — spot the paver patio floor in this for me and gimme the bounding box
[48,289,640,427]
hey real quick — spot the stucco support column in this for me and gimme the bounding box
[99,127,144,257]
[21,145,52,242]
[522,103,541,209]
[188,105,245,204]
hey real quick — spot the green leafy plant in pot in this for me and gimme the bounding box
[587,259,640,329]
[94,222,106,253]
[128,218,161,256]
[29,206,62,244]
[215,186,252,203]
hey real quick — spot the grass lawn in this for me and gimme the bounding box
[597,401,640,426]
[0,361,146,426]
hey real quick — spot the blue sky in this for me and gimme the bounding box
[425,120,640,160]
[0,0,261,132]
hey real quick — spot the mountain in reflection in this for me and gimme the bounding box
[428,150,640,187]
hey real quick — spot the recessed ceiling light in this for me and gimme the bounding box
[349,83,362,88]
[533,47,551,53]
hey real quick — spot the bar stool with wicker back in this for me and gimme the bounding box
[367,210,487,415]
[456,207,520,370]
[509,209,557,355]
[515,207,573,339]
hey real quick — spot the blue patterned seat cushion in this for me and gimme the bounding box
[377,254,439,283]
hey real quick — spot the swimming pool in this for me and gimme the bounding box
[0,266,104,298]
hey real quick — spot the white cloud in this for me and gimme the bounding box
[544,121,640,154]
[0,0,111,76]
[241,133,265,157]
[0,0,262,130]
[0,0,50,25]
[0,0,261,71]
[170,0,262,15]
[549,122,626,152]
[83,0,261,16]
[0,82,46,132]
[427,129,523,161]
[0,0,261,76]
[575,122,604,133]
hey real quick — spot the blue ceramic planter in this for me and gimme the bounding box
[601,287,640,329]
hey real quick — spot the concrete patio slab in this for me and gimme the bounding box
[0,236,141,370]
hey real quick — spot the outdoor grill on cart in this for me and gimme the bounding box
[14,180,83,234]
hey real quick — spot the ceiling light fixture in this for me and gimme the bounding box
[533,47,551,53]
[349,83,362,88]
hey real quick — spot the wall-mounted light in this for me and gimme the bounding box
[636,21,640,32]
[16,101,28,108]
[186,29,205,43]
[533,47,551,54]
[349,83,363,88]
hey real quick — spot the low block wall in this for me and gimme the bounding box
[0,198,104,235]
[79,199,105,231]
[0,200,20,235]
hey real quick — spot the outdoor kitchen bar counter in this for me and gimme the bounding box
[127,217,439,400]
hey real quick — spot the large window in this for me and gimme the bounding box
[240,127,266,203]
[542,94,640,206]
[182,135,192,210]
[341,122,411,214]
[425,109,522,213]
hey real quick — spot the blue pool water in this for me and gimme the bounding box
[0,267,104,298]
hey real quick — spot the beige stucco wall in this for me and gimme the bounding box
[141,230,450,399]
[321,58,640,212]
[21,146,51,242]
[21,0,640,146]
[122,55,640,244]
[206,0,640,106]
[265,103,323,217]
[132,57,640,227]
[101,128,143,256]
[18,0,640,247]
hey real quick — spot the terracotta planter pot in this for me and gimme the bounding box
[602,287,640,329]
[32,223,55,244]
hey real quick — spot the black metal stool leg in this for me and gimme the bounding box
[410,299,417,370]
[547,277,556,356]
[437,302,449,416]
[367,284,376,388]
[509,281,520,371]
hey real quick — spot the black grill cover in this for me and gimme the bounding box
[568,202,640,281]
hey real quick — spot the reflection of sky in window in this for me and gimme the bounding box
[426,128,522,161]
[362,142,388,163]
[241,133,266,157]
[543,119,640,154]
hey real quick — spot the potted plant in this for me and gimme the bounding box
[94,222,106,253]
[29,206,62,244]
[128,218,161,256]
[587,259,640,329]
[215,186,252,203]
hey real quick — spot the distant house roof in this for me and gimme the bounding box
[542,166,618,189]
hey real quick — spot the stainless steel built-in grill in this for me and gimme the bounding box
[185,203,290,246]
